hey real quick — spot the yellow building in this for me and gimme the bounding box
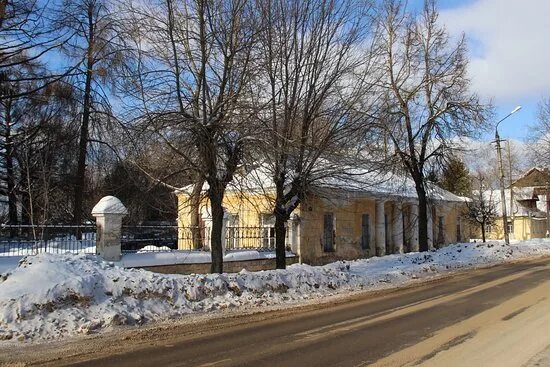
[483,167,550,241]
[176,170,470,265]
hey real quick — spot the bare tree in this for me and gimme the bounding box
[0,60,51,226]
[530,97,550,167]
[0,71,77,227]
[373,0,491,251]
[55,0,128,228]
[122,0,257,273]
[0,1,76,101]
[467,172,497,243]
[253,0,374,268]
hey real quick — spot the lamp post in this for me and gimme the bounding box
[494,106,522,245]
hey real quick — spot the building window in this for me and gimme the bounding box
[361,214,370,250]
[507,221,513,234]
[323,212,335,252]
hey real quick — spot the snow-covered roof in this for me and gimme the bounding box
[177,165,467,203]
[314,169,466,203]
[513,187,536,200]
[481,188,547,218]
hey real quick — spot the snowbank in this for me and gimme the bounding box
[0,257,21,275]
[1,240,549,342]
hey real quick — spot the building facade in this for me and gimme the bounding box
[176,171,469,265]
[482,167,550,241]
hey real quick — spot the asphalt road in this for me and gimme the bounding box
[61,257,550,367]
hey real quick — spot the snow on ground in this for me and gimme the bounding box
[0,240,549,343]
[119,249,295,268]
[1,245,293,271]
[0,257,22,275]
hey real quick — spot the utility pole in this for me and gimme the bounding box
[546,180,549,237]
[493,106,522,245]
[507,141,514,239]
[495,132,509,244]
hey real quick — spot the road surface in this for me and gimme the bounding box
[2,257,550,367]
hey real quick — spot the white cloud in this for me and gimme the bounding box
[440,0,550,102]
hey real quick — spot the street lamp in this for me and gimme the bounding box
[494,105,522,245]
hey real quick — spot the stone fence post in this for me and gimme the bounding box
[92,196,128,261]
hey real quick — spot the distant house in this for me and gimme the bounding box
[176,168,470,265]
[483,167,550,241]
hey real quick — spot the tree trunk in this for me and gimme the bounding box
[20,179,31,225]
[5,109,17,229]
[274,208,287,269]
[415,181,429,252]
[73,4,95,236]
[209,183,224,274]
[481,222,486,243]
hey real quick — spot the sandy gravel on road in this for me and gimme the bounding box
[372,262,550,367]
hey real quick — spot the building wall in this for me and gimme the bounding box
[297,195,468,265]
[176,190,275,227]
[298,195,376,265]
[436,204,467,245]
[176,191,469,264]
[479,216,548,241]
[176,190,293,250]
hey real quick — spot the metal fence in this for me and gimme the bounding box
[122,225,279,252]
[225,226,276,250]
[121,225,179,253]
[0,224,96,257]
[0,224,283,256]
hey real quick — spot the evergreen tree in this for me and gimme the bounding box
[440,157,471,196]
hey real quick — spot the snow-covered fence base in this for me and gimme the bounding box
[1,240,549,342]
[0,225,96,257]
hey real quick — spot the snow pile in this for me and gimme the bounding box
[1,240,549,342]
[136,245,173,253]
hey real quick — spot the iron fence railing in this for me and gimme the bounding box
[0,224,284,256]
[0,224,96,256]
[225,226,276,251]
[123,225,281,252]
[121,225,179,253]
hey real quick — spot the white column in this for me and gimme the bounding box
[201,207,212,251]
[410,203,419,252]
[427,204,434,250]
[92,196,128,261]
[392,202,404,254]
[375,200,386,256]
[221,212,228,255]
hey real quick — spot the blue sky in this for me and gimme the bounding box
[40,0,547,143]
[409,0,550,142]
